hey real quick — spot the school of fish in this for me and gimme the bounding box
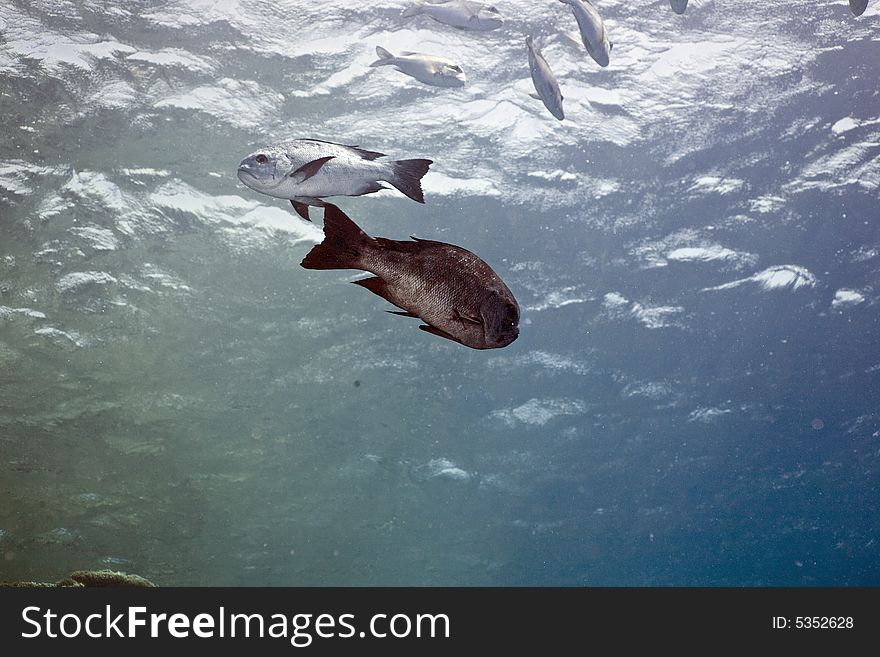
[237,0,873,350]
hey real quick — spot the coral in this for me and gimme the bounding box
[1,569,156,587]
[69,569,156,587]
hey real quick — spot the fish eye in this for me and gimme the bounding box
[255,154,268,164]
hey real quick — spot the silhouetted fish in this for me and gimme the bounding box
[369,46,467,87]
[670,0,688,14]
[237,138,432,221]
[401,0,503,30]
[850,0,869,16]
[557,0,612,68]
[526,35,565,120]
[301,204,520,350]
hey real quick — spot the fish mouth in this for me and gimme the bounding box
[237,167,260,185]
[486,325,519,348]
[492,331,518,348]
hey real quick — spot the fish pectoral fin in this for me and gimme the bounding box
[289,156,335,184]
[454,309,483,326]
[290,200,311,221]
[419,324,464,345]
[386,310,419,318]
[528,91,542,100]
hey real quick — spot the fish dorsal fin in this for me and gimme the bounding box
[372,236,444,253]
[409,235,448,247]
[463,2,481,19]
[289,156,334,184]
[419,324,464,345]
[375,237,401,249]
[350,146,385,161]
[303,138,385,161]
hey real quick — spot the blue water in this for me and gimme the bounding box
[0,0,878,586]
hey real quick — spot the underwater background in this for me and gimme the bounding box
[1,0,878,586]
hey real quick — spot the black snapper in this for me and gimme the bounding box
[301,204,520,350]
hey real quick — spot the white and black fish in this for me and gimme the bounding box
[526,36,564,121]
[369,45,467,87]
[850,0,869,16]
[557,0,612,68]
[237,138,432,221]
[301,204,520,350]
[401,0,503,31]
[670,0,688,14]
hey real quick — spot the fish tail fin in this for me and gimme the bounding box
[401,1,425,18]
[388,159,433,204]
[370,45,395,67]
[300,204,373,271]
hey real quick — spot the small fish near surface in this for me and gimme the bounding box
[670,0,688,14]
[237,138,433,221]
[850,0,869,16]
[557,0,612,68]
[369,46,467,87]
[401,0,503,31]
[301,204,520,350]
[526,35,564,121]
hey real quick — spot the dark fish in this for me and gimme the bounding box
[301,204,520,350]
[850,0,868,16]
[670,0,688,14]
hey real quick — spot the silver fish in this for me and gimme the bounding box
[237,138,432,221]
[401,0,503,31]
[369,45,467,87]
[670,0,688,14]
[850,0,868,16]
[301,204,520,350]
[526,36,564,121]
[557,0,612,68]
